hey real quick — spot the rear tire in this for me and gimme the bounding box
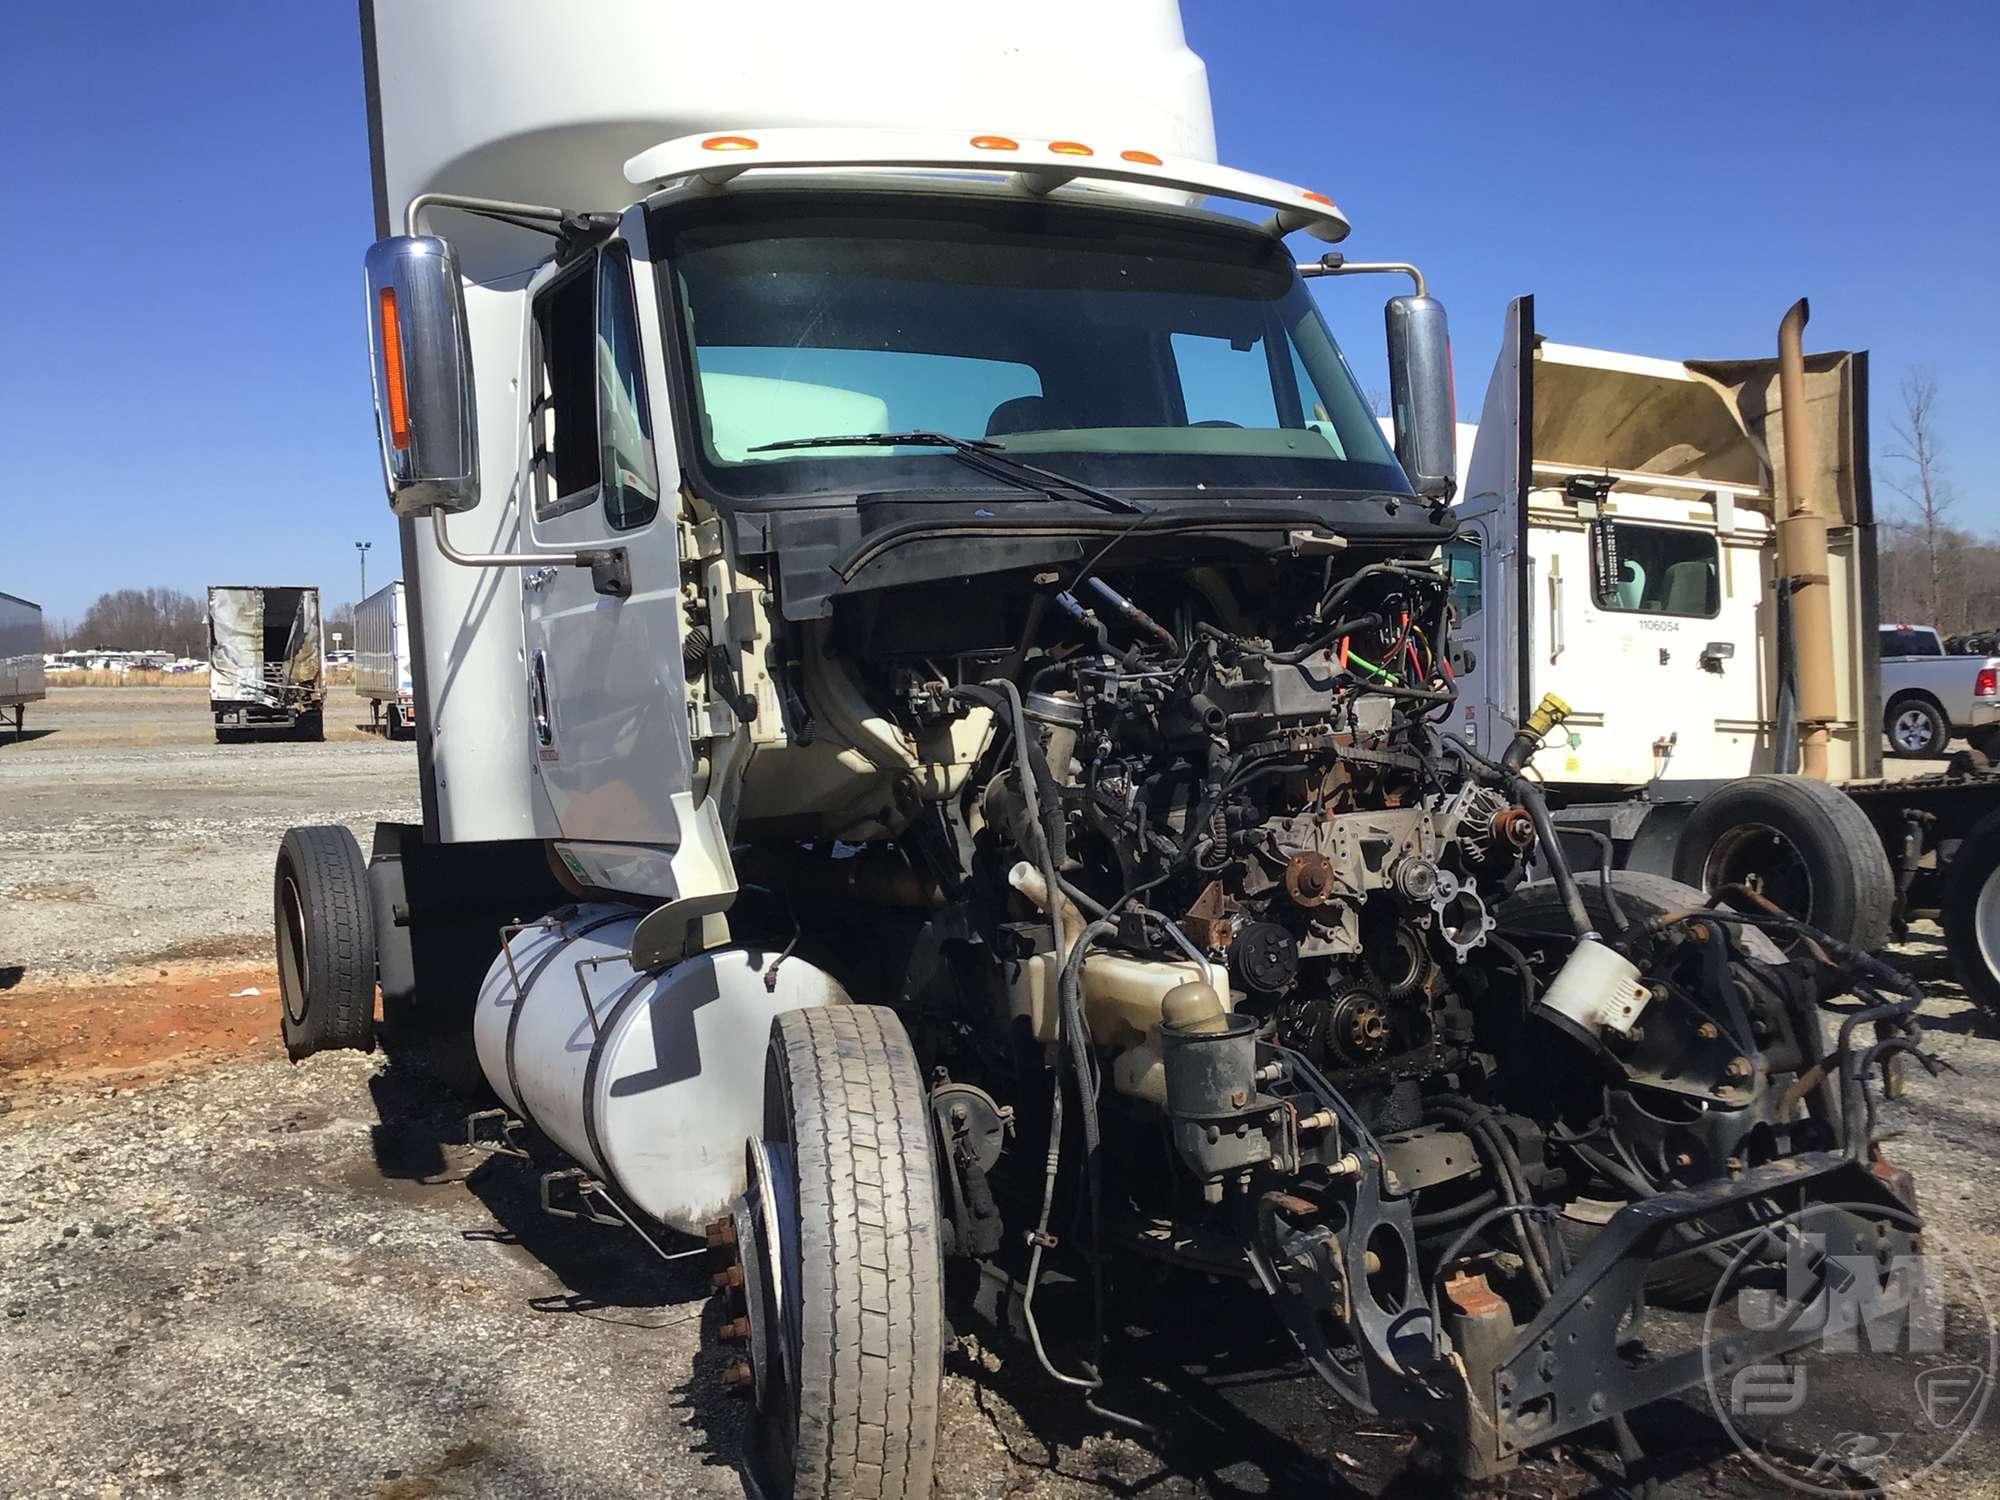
[1943,810,2000,1015]
[1885,695,1949,758]
[755,1004,941,1500]
[1671,774,1894,952]
[274,825,377,1060]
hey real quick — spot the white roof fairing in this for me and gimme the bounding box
[624,128,1350,243]
[367,0,1227,281]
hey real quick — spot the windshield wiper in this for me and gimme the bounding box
[747,431,1148,516]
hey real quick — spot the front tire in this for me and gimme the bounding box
[274,825,377,1060]
[754,1005,942,1500]
[1886,695,1949,758]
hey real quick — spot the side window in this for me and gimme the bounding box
[528,248,660,529]
[530,261,600,516]
[596,247,659,530]
[1171,332,1281,429]
[1442,535,1482,619]
[1589,520,1719,618]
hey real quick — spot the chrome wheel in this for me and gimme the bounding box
[1893,706,1940,754]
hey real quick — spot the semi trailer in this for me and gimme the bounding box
[0,592,45,739]
[352,580,416,738]
[277,3,1938,1493]
[207,585,325,741]
[1445,302,2000,1014]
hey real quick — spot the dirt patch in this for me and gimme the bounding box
[3,879,95,902]
[0,961,285,1098]
[149,931,276,965]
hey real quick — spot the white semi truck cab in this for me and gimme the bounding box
[268,7,1942,1493]
[1445,299,2000,1008]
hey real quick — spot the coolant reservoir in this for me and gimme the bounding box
[1004,862,1227,1050]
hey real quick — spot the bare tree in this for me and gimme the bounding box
[324,603,357,650]
[1883,368,1959,628]
[73,588,208,658]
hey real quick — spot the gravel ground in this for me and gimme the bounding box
[3,690,1999,1498]
[1,687,420,980]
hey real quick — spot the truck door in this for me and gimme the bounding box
[1562,512,1735,783]
[517,223,695,847]
[1451,297,1536,754]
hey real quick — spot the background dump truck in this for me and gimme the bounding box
[1449,297,2000,1012]
[353,580,415,738]
[206,585,325,742]
[0,591,46,739]
[270,4,1935,1494]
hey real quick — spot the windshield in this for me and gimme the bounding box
[657,192,1408,505]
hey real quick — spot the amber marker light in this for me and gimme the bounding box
[1302,191,1335,206]
[1119,149,1163,165]
[970,134,1019,150]
[1048,140,1094,156]
[702,135,759,151]
[378,287,410,451]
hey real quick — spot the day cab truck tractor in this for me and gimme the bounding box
[273,4,1933,1494]
[1445,300,2000,1013]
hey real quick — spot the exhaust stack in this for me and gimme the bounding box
[1776,299,1836,780]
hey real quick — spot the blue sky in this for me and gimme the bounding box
[4,3,1996,626]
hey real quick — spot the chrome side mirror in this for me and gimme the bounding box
[364,235,478,517]
[1385,294,1457,504]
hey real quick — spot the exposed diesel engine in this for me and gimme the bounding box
[744,532,1930,1478]
[956,554,1508,1112]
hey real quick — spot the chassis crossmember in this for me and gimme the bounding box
[1251,1084,1916,1479]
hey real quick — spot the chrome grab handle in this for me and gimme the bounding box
[530,649,554,747]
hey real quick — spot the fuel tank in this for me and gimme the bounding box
[474,905,847,1233]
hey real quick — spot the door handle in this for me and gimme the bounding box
[530,649,554,747]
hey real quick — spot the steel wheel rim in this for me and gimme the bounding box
[277,873,311,1025]
[1894,708,1935,752]
[1978,858,2000,982]
[1702,821,1815,930]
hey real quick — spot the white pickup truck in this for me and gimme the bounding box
[1879,623,2000,758]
